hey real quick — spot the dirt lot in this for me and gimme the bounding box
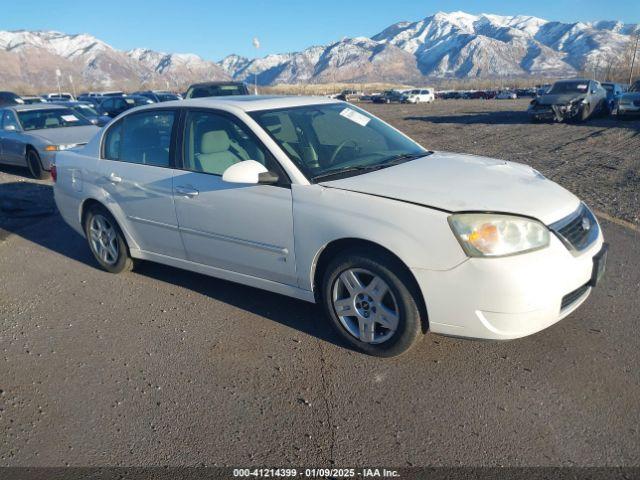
[365,99,640,225]
[0,99,639,469]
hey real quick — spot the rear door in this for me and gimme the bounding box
[98,109,185,259]
[172,109,297,286]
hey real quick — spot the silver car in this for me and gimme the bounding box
[0,104,100,178]
[528,79,608,122]
[617,81,640,118]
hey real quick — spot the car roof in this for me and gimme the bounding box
[130,95,341,113]
[555,78,592,83]
[3,104,68,112]
[188,81,246,87]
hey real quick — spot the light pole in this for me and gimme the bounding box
[55,69,62,97]
[69,75,77,99]
[252,37,260,95]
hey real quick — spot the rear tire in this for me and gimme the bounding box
[26,149,48,180]
[83,205,134,274]
[321,249,424,357]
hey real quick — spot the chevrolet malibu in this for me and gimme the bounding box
[53,96,607,357]
[0,104,100,178]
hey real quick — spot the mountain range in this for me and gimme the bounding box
[0,11,638,92]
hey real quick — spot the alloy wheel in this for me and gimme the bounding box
[89,214,119,265]
[331,268,400,344]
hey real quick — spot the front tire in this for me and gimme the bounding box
[83,205,134,274]
[26,149,48,180]
[321,250,424,357]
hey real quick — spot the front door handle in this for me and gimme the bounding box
[107,172,122,184]
[175,185,199,198]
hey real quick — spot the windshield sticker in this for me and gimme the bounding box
[577,84,588,90]
[61,115,79,122]
[340,108,370,127]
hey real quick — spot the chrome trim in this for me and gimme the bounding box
[127,216,179,231]
[549,203,599,255]
[179,226,288,255]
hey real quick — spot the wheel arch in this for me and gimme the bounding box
[79,197,138,253]
[311,237,428,332]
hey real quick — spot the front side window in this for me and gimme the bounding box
[103,111,175,167]
[251,103,428,181]
[182,110,276,176]
[17,108,92,131]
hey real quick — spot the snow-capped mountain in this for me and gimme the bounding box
[0,11,638,91]
[0,30,229,91]
[221,11,639,83]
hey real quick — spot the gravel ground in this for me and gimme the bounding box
[364,99,640,225]
[0,100,639,469]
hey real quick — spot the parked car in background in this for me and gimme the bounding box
[97,95,154,118]
[616,80,640,118]
[528,79,607,122]
[0,104,99,178]
[402,89,435,104]
[53,96,606,357]
[184,81,249,99]
[45,92,76,101]
[336,89,362,102]
[51,101,111,127]
[496,91,517,99]
[0,91,24,106]
[515,88,537,98]
[602,82,627,115]
[20,96,48,105]
[371,90,404,103]
[134,90,182,103]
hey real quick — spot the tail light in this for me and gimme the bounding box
[50,165,57,182]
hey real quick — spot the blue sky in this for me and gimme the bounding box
[3,0,639,60]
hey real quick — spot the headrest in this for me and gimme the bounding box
[201,130,230,154]
[45,117,60,127]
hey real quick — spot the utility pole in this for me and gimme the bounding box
[629,31,640,85]
[69,75,76,99]
[252,37,260,95]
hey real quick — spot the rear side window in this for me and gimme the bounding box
[103,111,175,167]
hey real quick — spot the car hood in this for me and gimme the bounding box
[30,125,100,145]
[535,93,586,105]
[320,152,580,225]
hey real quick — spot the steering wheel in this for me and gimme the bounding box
[329,139,359,166]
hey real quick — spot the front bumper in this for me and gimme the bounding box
[528,103,583,121]
[37,150,56,171]
[618,103,640,116]
[412,230,604,340]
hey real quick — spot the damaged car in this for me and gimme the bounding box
[528,79,607,123]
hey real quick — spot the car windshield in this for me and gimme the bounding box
[251,103,429,182]
[189,84,247,98]
[18,108,92,131]
[549,81,589,94]
[72,105,98,117]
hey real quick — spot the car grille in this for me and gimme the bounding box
[549,203,599,253]
[561,283,590,311]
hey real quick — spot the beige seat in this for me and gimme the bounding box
[196,130,247,175]
[45,117,60,128]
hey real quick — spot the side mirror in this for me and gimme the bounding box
[4,125,17,131]
[222,160,279,185]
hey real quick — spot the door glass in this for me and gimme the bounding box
[183,111,271,176]
[117,111,175,167]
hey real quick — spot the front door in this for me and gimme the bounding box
[99,109,185,259]
[173,109,297,286]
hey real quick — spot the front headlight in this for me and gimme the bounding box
[45,143,80,152]
[448,213,550,257]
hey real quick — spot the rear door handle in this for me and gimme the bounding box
[107,172,122,184]
[175,185,199,198]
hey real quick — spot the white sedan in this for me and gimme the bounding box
[53,96,607,357]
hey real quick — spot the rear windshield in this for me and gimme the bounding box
[549,82,589,94]
[18,108,92,131]
[187,84,248,98]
